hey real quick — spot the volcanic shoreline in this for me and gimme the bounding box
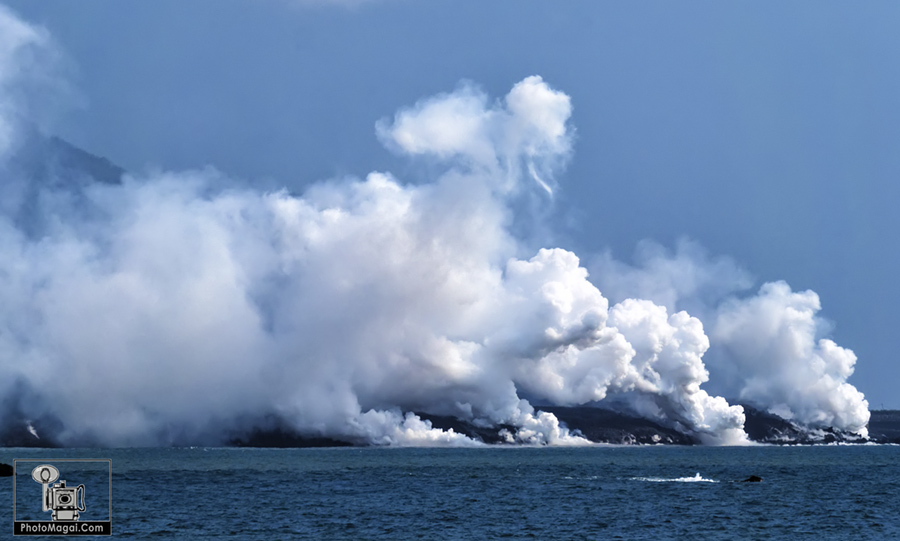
[3,407,896,448]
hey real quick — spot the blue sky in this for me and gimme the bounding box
[5,0,900,410]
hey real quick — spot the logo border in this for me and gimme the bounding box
[12,458,112,536]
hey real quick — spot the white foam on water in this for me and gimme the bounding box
[630,472,717,483]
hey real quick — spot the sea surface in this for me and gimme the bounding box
[1,445,897,539]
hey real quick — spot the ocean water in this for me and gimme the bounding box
[1,445,896,539]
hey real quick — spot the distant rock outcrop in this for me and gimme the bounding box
[2,396,897,448]
[416,405,888,446]
[228,427,354,448]
[2,129,124,238]
[741,404,870,444]
[538,406,698,445]
[0,396,64,448]
[414,413,518,444]
[0,418,61,448]
[6,129,124,186]
[866,410,900,444]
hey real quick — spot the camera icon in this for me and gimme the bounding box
[31,465,86,522]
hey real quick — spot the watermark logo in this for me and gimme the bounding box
[13,459,111,536]
[32,464,85,522]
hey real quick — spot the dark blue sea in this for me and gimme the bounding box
[1,445,896,539]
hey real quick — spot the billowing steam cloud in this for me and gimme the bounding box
[0,5,52,156]
[592,242,870,436]
[0,6,868,446]
[711,282,869,434]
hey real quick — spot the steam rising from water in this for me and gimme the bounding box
[0,6,868,446]
[591,241,870,436]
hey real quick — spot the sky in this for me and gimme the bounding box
[0,0,897,441]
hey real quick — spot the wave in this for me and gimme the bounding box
[630,473,717,483]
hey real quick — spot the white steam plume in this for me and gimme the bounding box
[591,241,870,435]
[712,282,869,436]
[0,6,868,446]
[376,76,572,196]
[0,67,745,446]
[0,4,54,156]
